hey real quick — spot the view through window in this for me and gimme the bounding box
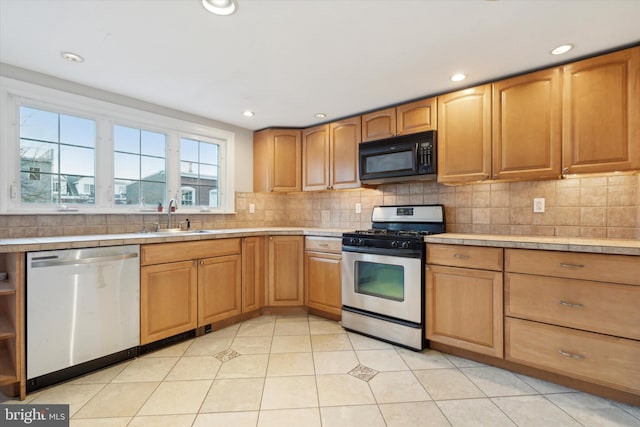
[114,125,167,207]
[180,137,220,208]
[19,106,96,205]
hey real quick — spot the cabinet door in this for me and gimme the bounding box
[330,116,361,190]
[397,98,437,135]
[253,129,302,192]
[303,125,330,191]
[426,264,503,357]
[198,254,242,325]
[140,260,198,345]
[361,107,396,142]
[437,85,492,183]
[272,130,302,192]
[562,46,640,174]
[268,236,304,306]
[242,236,265,313]
[493,68,562,180]
[304,251,342,317]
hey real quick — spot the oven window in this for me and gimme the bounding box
[354,261,404,301]
[365,150,414,173]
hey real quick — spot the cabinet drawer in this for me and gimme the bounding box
[305,236,342,254]
[141,238,241,265]
[505,273,640,340]
[505,249,640,285]
[505,317,640,394]
[427,244,503,271]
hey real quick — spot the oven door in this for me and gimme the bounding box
[341,250,422,324]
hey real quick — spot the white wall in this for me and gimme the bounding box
[0,62,254,192]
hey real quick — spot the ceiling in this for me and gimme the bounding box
[1,0,639,131]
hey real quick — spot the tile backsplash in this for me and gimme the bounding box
[1,174,638,240]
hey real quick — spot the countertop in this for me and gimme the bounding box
[0,227,349,253]
[2,229,639,256]
[425,233,640,256]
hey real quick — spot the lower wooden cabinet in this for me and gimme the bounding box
[506,317,640,395]
[426,264,504,357]
[304,237,342,318]
[140,260,198,345]
[267,236,304,306]
[198,254,242,325]
[242,236,265,313]
[426,243,504,358]
[140,238,242,344]
[0,252,25,400]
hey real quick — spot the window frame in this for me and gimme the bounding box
[0,76,235,214]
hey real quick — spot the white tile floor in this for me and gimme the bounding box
[3,314,639,426]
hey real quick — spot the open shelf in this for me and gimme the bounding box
[0,281,15,295]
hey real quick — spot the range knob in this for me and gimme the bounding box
[391,241,399,248]
[401,241,411,249]
[358,238,365,246]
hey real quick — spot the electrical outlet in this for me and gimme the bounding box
[355,203,362,214]
[249,203,255,214]
[533,198,545,213]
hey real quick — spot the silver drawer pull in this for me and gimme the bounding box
[453,253,470,260]
[559,349,585,360]
[559,300,584,309]
[559,262,584,269]
[319,243,329,247]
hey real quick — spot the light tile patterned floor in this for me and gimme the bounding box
[3,314,640,426]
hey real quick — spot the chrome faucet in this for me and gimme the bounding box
[167,198,177,229]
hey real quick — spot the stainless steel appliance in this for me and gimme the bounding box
[342,204,445,350]
[359,130,436,184]
[26,245,140,391]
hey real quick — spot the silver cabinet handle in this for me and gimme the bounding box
[559,300,584,308]
[559,349,584,360]
[560,263,584,269]
[453,253,470,259]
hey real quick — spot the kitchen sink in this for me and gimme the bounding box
[139,228,216,236]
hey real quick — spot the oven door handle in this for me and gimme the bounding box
[341,246,422,258]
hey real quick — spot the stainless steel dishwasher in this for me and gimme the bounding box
[26,245,140,391]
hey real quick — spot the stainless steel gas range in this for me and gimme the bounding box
[341,204,446,350]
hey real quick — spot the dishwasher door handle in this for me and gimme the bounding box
[30,252,138,268]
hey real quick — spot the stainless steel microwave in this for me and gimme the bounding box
[359,130,436,184]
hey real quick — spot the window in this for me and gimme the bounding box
[2,77,235,214]
[180,137,220,208]
[19,106,96,205]
[114,125,166,207]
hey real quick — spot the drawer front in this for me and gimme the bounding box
[505,273,640,340]
[141,238,241,265]
[505,249,640,285]
[505,318,640,394]
[427,244,503,271]
[305,236,342,254]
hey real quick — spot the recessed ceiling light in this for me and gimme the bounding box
[450,73,466,82]
[202,0,238,16]
[243,110,254,117]
[61,52,84,63]
[551,44,574,55]
[314,113,327,119]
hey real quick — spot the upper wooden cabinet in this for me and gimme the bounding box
[439,68,564,184]
[437,85,492,183]
[562,46,640,174]
[253,128,302,192]
[361,98,437,142]
[493,68,563,181]
[303,116,361,191]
